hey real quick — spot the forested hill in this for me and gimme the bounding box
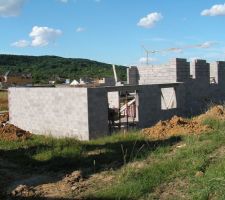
[0,54,127,83]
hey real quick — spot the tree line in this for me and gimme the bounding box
[0,54,127,83]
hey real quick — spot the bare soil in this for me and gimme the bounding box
[143,116,211,140]
[196,105,225,122]
[8,169,114,199]
[0,113,31,141]
[143,105,225,140]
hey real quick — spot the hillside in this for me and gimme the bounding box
[0,54,127,83]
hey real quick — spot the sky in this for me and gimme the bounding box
[1,0,225,65]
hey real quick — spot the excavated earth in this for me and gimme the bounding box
[143,105,225,140]
[0,113,31,141]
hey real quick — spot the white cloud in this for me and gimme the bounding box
[29,26,62,47]
[198,41,216,48]
[137,12,163,28]
[0,0,26,17]
[76,27,85,32]
[201,3,225,16]
[11,39,30,48]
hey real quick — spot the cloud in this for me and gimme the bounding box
[201,3,225,16]
[198,41,217,48]
[0,0,26,17]
[76,27,85,32]
[137,12,163,28]
[12,26,62,48]
[29,26,62,47]
[11,39,30,48]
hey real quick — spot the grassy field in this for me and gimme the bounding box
[0,90,8,111]
[1,117,225,199]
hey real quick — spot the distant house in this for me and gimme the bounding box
[1,71,32,87]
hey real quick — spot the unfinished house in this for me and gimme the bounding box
[9,58,225,140]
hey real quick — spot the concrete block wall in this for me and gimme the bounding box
[87,88,109,139]
[127,66,139,85]
[99,77,115,86]
[210,61,225,86]
[9,87,110,140]
[9,88,90,140]
[137,84,185,128]
[127,58,190,85]
[173,58,190,82]
[191,59,210,83]
[209,61,225,103]
[8,58,225,140]
[137,64,177,84]
[137,85,162,127]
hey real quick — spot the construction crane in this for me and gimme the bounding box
[141,42,214,65]
[141,45,181,65]
[141,45,159,65]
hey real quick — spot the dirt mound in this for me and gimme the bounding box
[196,105,225,122]
[0,112,31,141]
[0,112,9,124]
[11,185,36,197]
[143,116,211,140]
[0,124,31,141]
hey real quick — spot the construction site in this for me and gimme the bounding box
[7,58,225,140]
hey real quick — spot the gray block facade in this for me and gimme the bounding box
[8,58,225,140]
[9,87,108,140]
[127,58,190,85]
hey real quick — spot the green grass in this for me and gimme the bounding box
[2,119,225,199]
[0,131,165,171]
[87,119,225,200]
